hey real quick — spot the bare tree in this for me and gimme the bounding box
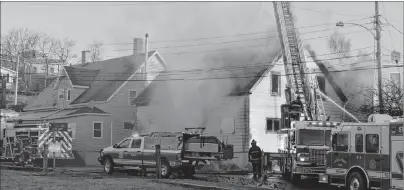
[1,28,40,89]
[327,30,352,60]
[52,38,77,71]
[87,40,103,63]
[36,33,58,87]
[356,79,403,118]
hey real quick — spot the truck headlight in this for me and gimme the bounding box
[297,153,309,162]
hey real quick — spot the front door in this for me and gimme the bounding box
[113,138,132,165]
[124,138,143,166]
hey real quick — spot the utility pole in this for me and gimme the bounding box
[14,55,20,106]
[375,1,383,114]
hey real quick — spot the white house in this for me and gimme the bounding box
[0,66,17,89]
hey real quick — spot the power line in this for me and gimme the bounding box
[381,16,404,35]
[18,53,380,80]
[106,24,371,51]
[104,17,373,45]
[35,64,401,82]
[105,30,372,56]
[293,6,372,18]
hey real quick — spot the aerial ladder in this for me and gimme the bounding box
[273,1,359,122]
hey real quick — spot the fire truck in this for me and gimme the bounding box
[264,2,361,183]
[318,114,404,190]
[1,120,74,166]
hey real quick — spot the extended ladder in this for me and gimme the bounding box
[274,2,313,120]
[311,75,327,121]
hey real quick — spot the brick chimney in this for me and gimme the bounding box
[133,38,144,55]
[82,50,90,64]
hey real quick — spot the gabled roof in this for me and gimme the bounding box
[0,66,16,74]
[70,51,160,105]
[64,66,99,87]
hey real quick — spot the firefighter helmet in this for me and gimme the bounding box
[251,139,257,145]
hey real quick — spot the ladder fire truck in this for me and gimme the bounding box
[264,1,361,183]
[319,114,404,190]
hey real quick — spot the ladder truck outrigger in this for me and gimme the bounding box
[263,1,361,183]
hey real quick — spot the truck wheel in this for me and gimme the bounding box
[347,172,366,190]
[160,161,172,178]
[103,157,114,174]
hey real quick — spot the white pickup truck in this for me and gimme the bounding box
[98,132,234,178]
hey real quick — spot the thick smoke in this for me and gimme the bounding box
[136,2,281,133]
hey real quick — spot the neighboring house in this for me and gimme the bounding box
[0,66,17,90]
[135,49,349,167]
[15,38,166,166]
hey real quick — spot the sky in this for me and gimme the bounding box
[1,1,403,66]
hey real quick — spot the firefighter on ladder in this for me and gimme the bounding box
[290,96,304,121]
[248,139,262,179]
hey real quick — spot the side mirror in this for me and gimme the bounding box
[113,144,118,148]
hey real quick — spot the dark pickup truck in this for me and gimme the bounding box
[98,132,233,178]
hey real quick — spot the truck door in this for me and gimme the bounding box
[113,138,132,165]
[330,131,350,174]
[364,126,386,182]
[124,138,143,166]
[390,122,404,189]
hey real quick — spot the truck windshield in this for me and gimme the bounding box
[298,129,331,146]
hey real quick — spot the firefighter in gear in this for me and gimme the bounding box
[290,96,303,121]
[248,139,262,179]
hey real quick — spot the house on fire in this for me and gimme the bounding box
[12,37,169,166]
[135,48,350,167]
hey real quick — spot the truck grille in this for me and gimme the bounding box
[309,149,326,166]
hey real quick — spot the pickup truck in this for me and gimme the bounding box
[98,132,234,178]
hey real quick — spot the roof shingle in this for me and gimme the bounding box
[70,51,155,105]
[64,66,99,86]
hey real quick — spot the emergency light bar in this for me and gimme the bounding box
[307,121,341,127]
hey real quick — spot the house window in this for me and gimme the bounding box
[366,134,379,153]
[123,121,134,130]
[355,134,363,153]
[390,73,401,84]
[50,67,55,73]
[58,89,64,99]
[32,67,37,73]
[271,72,281,96]
[221,118,235,134]
[266,118,281,132]
[93,121,103,138]
[67,89,71,101]
[129,90,136,106]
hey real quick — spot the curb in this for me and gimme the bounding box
[156,180,232,190]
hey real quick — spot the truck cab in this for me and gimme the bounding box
[320,118,404,190]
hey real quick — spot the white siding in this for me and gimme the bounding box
[249,57,287,153]
[146,56,164,85]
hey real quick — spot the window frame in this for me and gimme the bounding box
[365,134,379,153]
[270,71,281,96]
[58,89,64,100]
[50,67,55,73]
[93,121,103,139]
[355,134,364,153]
[131,139,142,149]
[118,138,131,148]
[128,89,137,106]
[66,89,71,101]
[332,132,349,152]
[265,118,281,133]
[123,121,135,131]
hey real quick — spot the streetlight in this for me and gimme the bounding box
[336,21,383,115]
